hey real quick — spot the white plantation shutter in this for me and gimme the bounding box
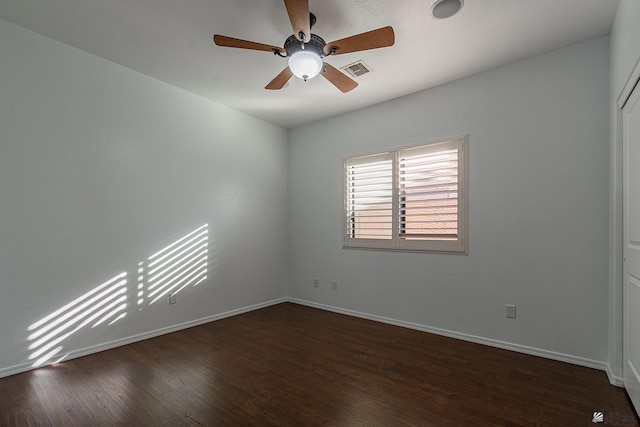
[345,153,394,242]
[399,141,459,241]
[344,136,467,253]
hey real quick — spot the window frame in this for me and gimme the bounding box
[343,135,468,254]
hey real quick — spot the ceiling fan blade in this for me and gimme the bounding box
[321,63,358,93]
[284,0,311,43]
[324,26,395,56]
[214,35,284,54]
[266,67,294,90]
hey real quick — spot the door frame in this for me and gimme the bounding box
[622,72,640,418]
[607,57,640,387]
[611,56,640,387]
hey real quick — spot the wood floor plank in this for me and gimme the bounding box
[89,353,186,426]
[0,373,48,426]
[60,360,133,426]
[29,368,93,426]
[0,302,637,426]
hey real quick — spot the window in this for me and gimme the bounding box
[344,135,468,253]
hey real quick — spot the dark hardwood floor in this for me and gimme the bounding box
[1,302,637,426]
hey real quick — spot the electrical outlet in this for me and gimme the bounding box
[314,278,319,288]
[331,280,337,291]
[506,304,516,319]
[169,294,177,305]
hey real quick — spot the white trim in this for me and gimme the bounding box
[607,363,625,387]
[609,107,625,388]
[0,297,287,379]
[288,298,610,374]
[612,54,640,390]
[1,296,618,387]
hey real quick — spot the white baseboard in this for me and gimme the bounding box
[0,297,287,379]
[288,298,612,376]
[2,297,620,389]
[607,363,625,387]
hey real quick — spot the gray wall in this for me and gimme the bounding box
[0,19,288,376]
[288,36,610,367]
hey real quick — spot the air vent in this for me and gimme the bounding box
[341,61,372,78]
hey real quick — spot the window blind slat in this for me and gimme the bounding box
[399,146,459,240]
[346,156,393,240]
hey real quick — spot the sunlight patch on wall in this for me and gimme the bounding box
[146,224,208,305]
[25,223,215,370]
[137,261,146,307]
[27,272,128,368]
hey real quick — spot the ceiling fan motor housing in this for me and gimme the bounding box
[284,33,326,58]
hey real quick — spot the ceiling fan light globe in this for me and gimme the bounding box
[288,51,323,81]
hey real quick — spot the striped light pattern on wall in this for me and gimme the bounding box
[27,272,128,368]
[146,224,208,305]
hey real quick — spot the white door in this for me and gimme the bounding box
[623,80,640,413]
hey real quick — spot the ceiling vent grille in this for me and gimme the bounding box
[341,61,372,78]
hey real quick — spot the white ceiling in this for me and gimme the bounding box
[0,0,619,129]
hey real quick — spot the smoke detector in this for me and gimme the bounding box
[432,0,464,19]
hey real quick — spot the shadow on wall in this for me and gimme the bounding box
[26,223,217,369]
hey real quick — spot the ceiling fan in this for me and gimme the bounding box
[213,0,395,93]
